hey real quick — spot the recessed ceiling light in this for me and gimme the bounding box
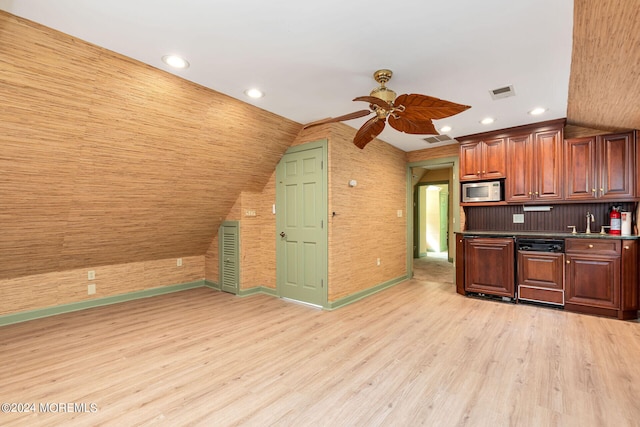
[440,126,452,133]
[529,107,547,116]
[480,117,495,125]
[162,55,189,69]
[244,88,265,99]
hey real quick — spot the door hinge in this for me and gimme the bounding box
[321,279,324,288]
[321,160,323,169]
[321,220,323,228]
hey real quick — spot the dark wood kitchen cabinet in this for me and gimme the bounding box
[565,239,620,312]
[564,131,635,201]
[464,237,514,298]
[517,251,564,305]
[459,138,505,181]
[506,127,563,203]
[621,240,638,319]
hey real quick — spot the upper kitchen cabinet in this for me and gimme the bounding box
[565,131,636,201]
[459,138,506,181]
[506,125,564,203]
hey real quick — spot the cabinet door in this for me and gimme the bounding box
[598,132,634,200]
[464,238,514,297]
[517,251,564,290]
[621,240,638,313]
[505,134,532,202]
[534,129,563,201]
[481,138,506,179]
[459,142,483,181]
[565,137,597,200]
[565,253,620,309]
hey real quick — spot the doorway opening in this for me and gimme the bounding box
[417,182,449,259]
[411,164,455,264]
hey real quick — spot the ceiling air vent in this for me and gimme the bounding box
[489,84,515,100]
[423,134,454,144]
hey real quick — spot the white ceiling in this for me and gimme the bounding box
[0,0,574,152]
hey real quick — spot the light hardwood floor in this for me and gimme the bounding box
[1,258,640,426]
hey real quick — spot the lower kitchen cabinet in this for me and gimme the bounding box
[564,238,638,319]
[621,240,639,319]
[464,237,515,298]
[517,251,564,305]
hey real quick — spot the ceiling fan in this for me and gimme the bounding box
[303,69,471,149]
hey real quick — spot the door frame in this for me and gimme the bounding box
[407,156,460,279]
[275,139,329,308]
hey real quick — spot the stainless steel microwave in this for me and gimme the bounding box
[462,180,503,203]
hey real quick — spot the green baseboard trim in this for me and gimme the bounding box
[237,286,277,297]
[0,280,206,327]
[326,275,409,310]
[204,280,221,290]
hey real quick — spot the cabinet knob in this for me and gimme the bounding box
[482,170,486,174]
[477,171,481,174]
[566,260,571,264]
[528,192,532,195]
[624,245,630,250]
[535,192,539,195]
[592,189,596,193]
[588,244,594,248]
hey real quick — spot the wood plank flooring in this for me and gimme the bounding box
[1,258,640,426]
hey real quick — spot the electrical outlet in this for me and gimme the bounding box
[177,258,183,267]
[397,210,403,218]
[244,210,256,217]
[87,270,95,280]
[87,284,96,295]
[377,258,381,266]
[513,214,525,224]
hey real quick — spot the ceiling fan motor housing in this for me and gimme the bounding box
[369,86,397,104]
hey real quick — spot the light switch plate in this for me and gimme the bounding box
[513,214,525,224]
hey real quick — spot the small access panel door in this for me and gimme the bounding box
[219,221,239,294]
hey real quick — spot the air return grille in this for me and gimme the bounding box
[489,85,515,100]
[423,134,455,144]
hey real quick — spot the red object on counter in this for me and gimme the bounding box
[610,206,621,235]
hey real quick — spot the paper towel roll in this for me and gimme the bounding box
[621,211,631,236]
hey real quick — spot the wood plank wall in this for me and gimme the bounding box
[205,123,408,302]
[567,0,640,131]
[0,11,301,285]
[327,124,407,301]
[464,202,637,233]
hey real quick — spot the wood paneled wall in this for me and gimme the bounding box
[465,202,637,233]
[567,0,640,131]
[406,143,459,163]
[205,123,408,302]
[327,124,407,301]
[0,256,204,316]
[0,11,301,286]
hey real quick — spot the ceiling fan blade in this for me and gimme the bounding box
[388,115,438,135]
[353,96,392,111]
[303,110,371,129]
[353,116,386,149]
[394,94,471,121]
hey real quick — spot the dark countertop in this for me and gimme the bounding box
[457,230,640,240]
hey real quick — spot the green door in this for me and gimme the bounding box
[219,221,239,294]
[276,144,327,307]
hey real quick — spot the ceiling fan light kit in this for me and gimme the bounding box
[303,69,471,149]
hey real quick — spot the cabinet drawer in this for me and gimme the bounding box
[518,286,564,306]
[565,238,621,255]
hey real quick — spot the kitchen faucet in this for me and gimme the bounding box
[585,211,594,234]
